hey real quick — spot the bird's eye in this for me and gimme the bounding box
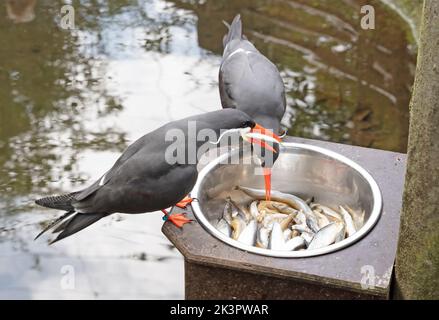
[242,120,254,128]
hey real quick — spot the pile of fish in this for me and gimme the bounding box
[215,186,365,251]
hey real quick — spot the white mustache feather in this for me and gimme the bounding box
[242,132,281,145]
[208,127,250,145]
[209,127,282,146]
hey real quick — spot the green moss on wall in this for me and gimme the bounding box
[394,0,439,299]
[381,0,423,43]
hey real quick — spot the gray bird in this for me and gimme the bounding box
[35,109,271,244]
[219,14,286,140]
[219,14,286,198]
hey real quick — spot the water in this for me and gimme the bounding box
[0,0,416,299]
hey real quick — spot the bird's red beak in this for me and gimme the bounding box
[248,124,282,201]
[263,168,272,201]
[247,138,277,153]
[251,124,282,142]
[247,124,281,153]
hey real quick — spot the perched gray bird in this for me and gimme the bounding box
[219,14,286,138]
[219,14,286,199]
[35,109,276,244]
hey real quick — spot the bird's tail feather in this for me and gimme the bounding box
[35,192,79,211]
[49,212,107,244]
[34,210,75,240]
[223,14,242,48]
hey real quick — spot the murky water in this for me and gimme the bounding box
[0,0,416,298]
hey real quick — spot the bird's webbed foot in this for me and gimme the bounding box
[175,196,194,209]
[161,209,193,228]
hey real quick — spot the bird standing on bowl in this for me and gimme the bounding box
[219,14,286,200]
[34,109,280,244]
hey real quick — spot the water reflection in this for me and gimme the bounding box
[0,0,415,299]
[6,0,37,23]
[172,0,416,152]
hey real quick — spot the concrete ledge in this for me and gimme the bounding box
[163,137,406,299]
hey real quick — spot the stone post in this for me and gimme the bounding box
[394,0,439,299]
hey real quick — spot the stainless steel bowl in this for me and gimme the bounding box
[191,142,383,258]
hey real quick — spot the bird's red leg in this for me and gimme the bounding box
[161,209,192,228]
[175,196,194,209]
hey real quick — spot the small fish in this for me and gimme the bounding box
[258,200,274,209]
[223,197,234,225]
[262,213,288,229]
[283,229,292,241]
[311,204,342,221]
[230,215,246,240]
[346,205,365,230]
[304,212,320,233]
[334,223,346,243]
[269,222,285,250]
[263,200,292,212]
[230,200,247,222]
[217,188,362,252]
[307,222,345,250]
[230,198,251,222]
[291,224,313,234]
[272,203,298,216]
[339,206,356,237]
[256,226,270,248]
[262,207,285,215]
[237,186,314,216]
[237,220,257,246]
[216,219,231,237]
[257,201,268,212]
[284,236,306,251]
[313,209,331,229]
[280,213,295,231]
[291,229,300,238]
[249,201,260,220]
[300,232,314,245]
[293,210,307,226]
[283,208,320,232]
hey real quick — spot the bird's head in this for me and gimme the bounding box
[201,109,282,201]
[207,109,281,151]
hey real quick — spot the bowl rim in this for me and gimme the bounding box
[190,142,383,258]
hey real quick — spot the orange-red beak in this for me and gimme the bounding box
[251,124,282,142]
[248,124,281,201]
[263,168,272,201]
[247,124,281,154]
[247,138,277,153]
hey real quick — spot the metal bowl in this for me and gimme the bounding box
[191,142,383,258]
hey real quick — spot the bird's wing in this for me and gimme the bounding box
[74,135,150,201]
[74,154,198,214]
[247,53,285,98]
[219,49,286,119]
[219,49,249,109]
[219,67,239,109]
